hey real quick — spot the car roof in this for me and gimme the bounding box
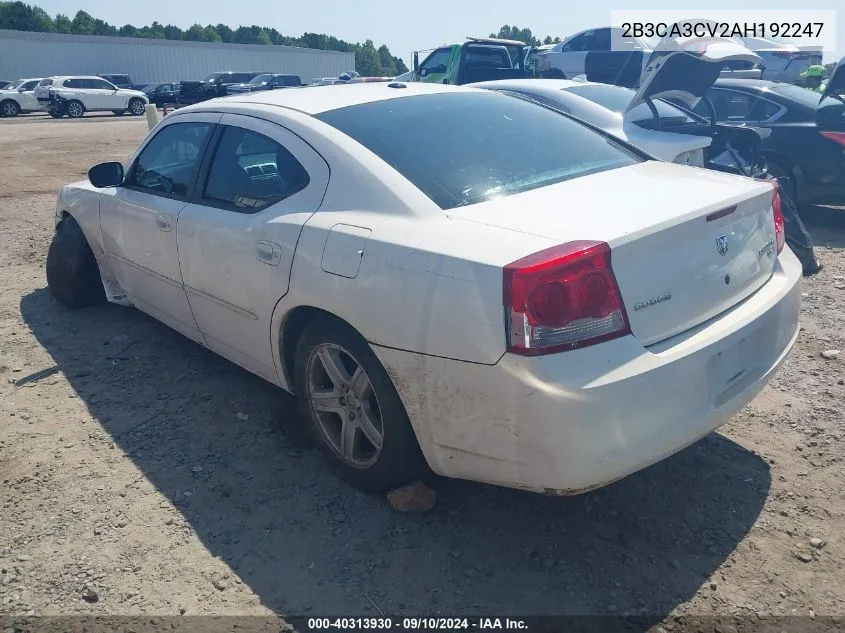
[197,81,480,115]
[468,78,583,93]
[53,76,115,80]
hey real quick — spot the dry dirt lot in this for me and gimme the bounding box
[1,113,844,628]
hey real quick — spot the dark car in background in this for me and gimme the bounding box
[142,82,180,107]
[98,74,146,90]
[177,72,263,105]
[690,76,845,205]
[225,73,302,94]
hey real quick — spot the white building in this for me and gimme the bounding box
[0,29,355,84]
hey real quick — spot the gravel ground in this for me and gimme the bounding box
[0,114,844,628]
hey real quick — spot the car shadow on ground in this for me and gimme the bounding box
[20,287,771,619]
[804,204,845,249]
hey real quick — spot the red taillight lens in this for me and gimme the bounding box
[821,131,845,148]
[503,241,631,356]
[771,183,785,255]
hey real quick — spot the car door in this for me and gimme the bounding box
[418,47,452,83]
[99,114,219,342]
[87,78,118,109]
[559,32,591,76]
[17,80,41,110]
[818,58,845,132]
[176,113,329,383]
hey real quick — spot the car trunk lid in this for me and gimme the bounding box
[627,35,762,113]
[447,161,778,347]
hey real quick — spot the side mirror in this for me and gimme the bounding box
[88,162,124,188]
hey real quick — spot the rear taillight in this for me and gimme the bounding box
[821,131,845,148]
[503,241,631,356]
[771,183,785,255]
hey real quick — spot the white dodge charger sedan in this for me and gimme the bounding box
[48,82,801,495]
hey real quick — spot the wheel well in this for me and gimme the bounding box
[281,306,349,391]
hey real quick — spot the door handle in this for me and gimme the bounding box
[256,241,282,266]
[155,213,172,232]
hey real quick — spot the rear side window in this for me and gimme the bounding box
[201,126,310,213]
[278,75,301,86]
[316,91,641,210]
[128,122,213,197]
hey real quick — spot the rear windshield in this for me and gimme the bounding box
[564,83,699,124]
[316,91,641,210]
[768,84,823,109]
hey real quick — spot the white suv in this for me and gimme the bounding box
[0,78,45,117]
[34,76,149,118]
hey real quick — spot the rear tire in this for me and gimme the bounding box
[1,99,20,117]
[128,98,146,116]
[65,100,85,118]
[293,315,426,493]
[46,216,106,308]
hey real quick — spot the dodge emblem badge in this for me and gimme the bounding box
[716,235,729,256]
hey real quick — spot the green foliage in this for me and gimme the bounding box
[0,1,407,75]
[489,25,561,47]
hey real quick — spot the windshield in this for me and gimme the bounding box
[3,80,23,90]
[564,83,700,124]
[316,92,641,210]
[768,84,823,109]
[249,74,274,85]
[200,73,224,83]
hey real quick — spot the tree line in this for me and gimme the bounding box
[490,25,563,46]
[0,1,408,76]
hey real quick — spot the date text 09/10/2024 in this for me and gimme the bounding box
[305,618,528,631]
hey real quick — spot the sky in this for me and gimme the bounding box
[32,0,844,66]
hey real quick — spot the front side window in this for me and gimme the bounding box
[420,48,451,74]
[128,122,213,197]
[316,91,641,210]
[90,79,117,90]
[201,126,310,213]
[563,34,587,52]
[63,79,83,89]
[22,80,39,91]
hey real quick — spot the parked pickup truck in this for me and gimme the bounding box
[177,72,263,105]
[98,74,147,91]
[410,37,532,85]
[226,74,302,94]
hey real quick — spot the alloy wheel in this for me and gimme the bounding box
[306,343,384,469]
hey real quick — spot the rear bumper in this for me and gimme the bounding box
[374,248,802,494]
